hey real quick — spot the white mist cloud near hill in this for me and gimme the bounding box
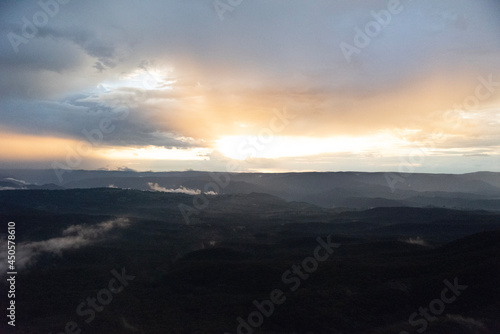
[147,182,217,195]
[446,314,486,331]
[401,237,428,247]
[0,218,130,274]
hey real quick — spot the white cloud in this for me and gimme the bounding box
[0,187,17,190]
[5,177,29,185]
[401,237,428,247]
[0,218,130,274]
[147,182,218,195]
[446,314,486,330]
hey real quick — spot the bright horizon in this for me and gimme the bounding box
[1,1,499,174]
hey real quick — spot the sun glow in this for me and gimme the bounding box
[216,133,408,160]
[98,67,177,91]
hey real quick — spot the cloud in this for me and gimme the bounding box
[116,166,137,172]
[0,0,499,172]
[5,177,29,185]
[0,218,130,274]
[147,182,200,195]
[147,182,217,195]
[445,314,486,330]
[401,237,428,247]
[0,187,17,191]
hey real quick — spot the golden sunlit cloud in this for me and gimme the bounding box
[0,131,84,161]
[0,130,213,165]
[216,133,409,160]
[98,146,212,160]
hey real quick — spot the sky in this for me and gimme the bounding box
[0,0,499,173]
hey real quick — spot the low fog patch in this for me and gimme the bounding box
[400,236,428,247]
[147,182,217,195]
[0,218,130,273]
[445,314,487,331]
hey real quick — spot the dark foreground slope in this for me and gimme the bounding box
[0,189,499,333]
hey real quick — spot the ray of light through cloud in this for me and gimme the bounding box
[0,0,498,172]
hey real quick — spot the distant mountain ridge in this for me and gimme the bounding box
[0,170,499,210]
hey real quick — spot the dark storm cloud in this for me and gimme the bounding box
[0,95,198,148]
